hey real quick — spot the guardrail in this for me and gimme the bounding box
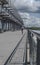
[28,30,40,65]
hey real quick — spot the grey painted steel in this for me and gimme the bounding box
[37,38,40,65]
[28,30,40,65]
[0,0,23,32]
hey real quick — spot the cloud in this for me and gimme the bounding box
[14,0,40,13]
[19,12,40,27]
[35,0,40,1]
[19,12,30,19]
[10,0,40,27]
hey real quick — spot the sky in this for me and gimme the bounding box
[13,0,40,13]
[11,0,40,27]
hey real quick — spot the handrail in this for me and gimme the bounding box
[28,29,40,65]
[29,30,40,39]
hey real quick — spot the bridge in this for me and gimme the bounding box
[0,0,40,65]
[0,30,40,65]
[0,0,23,32]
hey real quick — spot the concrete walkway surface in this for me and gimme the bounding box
[10,33,27,65]
[0,30,26,65]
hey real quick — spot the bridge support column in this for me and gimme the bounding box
[1,20,4,32]
[10,22,11,30]
[5,22,7,31]
[8,21,10,31]
[8,22,9,30]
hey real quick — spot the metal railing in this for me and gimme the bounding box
[28,29,40,65]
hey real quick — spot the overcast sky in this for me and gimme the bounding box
[11,0,40,27]
[13,0,40,13]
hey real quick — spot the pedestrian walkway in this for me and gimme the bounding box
[0,30,26,65]
[7,32,27,65]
